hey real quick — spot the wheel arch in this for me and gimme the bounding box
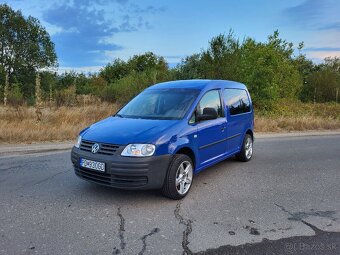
[246,129,254,141]
[175,146,196,170]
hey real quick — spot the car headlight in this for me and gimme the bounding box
[121,144,155,157]
[75,135,82,148]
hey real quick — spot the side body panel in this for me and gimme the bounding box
[177,82,254,174]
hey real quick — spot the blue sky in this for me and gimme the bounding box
[5,0,340,72]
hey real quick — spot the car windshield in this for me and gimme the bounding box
[117,88,200,120]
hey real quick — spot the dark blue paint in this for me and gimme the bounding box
[80,80,254,174]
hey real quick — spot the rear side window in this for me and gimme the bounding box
[198,90,223,117]
[224,89,251,115]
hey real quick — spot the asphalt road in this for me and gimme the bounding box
[0,135,339,255]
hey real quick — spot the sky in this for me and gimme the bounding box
[4,0,340,73]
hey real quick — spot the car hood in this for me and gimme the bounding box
[81,116,178,145]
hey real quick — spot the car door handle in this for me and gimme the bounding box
[221,126,226,131]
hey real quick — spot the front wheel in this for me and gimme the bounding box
[161,155,194,200]
[236,134,253,162]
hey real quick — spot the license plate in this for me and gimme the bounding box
[80,158,105,172]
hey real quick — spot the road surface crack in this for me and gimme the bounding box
[274,203,324,234]
[113,207,126,254]
[33,169,69,185]
[174,201,193,255]
[117,207,126,251]
[0,164,28,172]
[138,228,160,255]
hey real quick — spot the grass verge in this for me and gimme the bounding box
[0,101,339,143]
[255,100,340,132]
[0,103,118,143]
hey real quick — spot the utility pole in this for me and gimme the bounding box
[35,72,42,121]
[313,87,317,105]
[336,88,339,104]
[4,72,9,106]
[49,81,53,108]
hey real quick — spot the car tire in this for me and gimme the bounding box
[236,134,253,162]
[161,154,194,200]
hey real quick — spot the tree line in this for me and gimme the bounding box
[1,4,339,110]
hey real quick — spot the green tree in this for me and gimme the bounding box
[7,82,24,107]
[100,59,129,83]
[176,30,302,107]
[89,74,108,99]
[175,54,204,79]
[201,31,241,80]
[295,58,316,102]
[307,70,338,102]
[100,52,168,84]
[0,4,57,103]
[306,57,340,102]
[239,31,302,107]
[323,57,340,73]
[128,52,167,75]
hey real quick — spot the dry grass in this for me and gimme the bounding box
[0,101,339,143]
[0,103,119,143]
[255,116,340,132]
[254,100,340,132]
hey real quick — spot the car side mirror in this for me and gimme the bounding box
[197,107,218,121]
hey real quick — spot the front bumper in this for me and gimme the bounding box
[71,147,172,190]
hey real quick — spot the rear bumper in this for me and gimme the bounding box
[71,147,172,190]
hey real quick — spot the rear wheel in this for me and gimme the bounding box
[236,134,253,162]
[161,155,193,200]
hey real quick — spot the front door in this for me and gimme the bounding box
[196,90,227,167]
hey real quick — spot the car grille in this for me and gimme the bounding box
[80,140,120,156]
[75,166,148,187]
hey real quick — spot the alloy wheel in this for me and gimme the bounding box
[175,161,193,195]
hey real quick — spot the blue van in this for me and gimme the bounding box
[71,80,254,199]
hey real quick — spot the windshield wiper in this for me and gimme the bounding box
[114,113,123,118]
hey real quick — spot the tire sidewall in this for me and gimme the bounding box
[243,134,253,161]
[236,134,253,162]
[162,154,194,199]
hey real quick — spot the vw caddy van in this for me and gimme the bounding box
[71,80,254,199]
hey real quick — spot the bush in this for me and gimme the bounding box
[106,70,157,103]
[55,86,77,107]
[98,67,171,103]
[7,83,24,107]
[256,98,340,120]
[306,70,339,102]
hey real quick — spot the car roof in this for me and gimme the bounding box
[147,79,247,91]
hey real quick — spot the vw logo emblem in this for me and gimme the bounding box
[91,143,100,153]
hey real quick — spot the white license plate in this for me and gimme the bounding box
[80,158,105,172]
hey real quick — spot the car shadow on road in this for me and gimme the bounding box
[78,182,165,202]
[74,157,240,203]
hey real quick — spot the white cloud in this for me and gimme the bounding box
[57,66,102,74]
[306,51,340,61]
